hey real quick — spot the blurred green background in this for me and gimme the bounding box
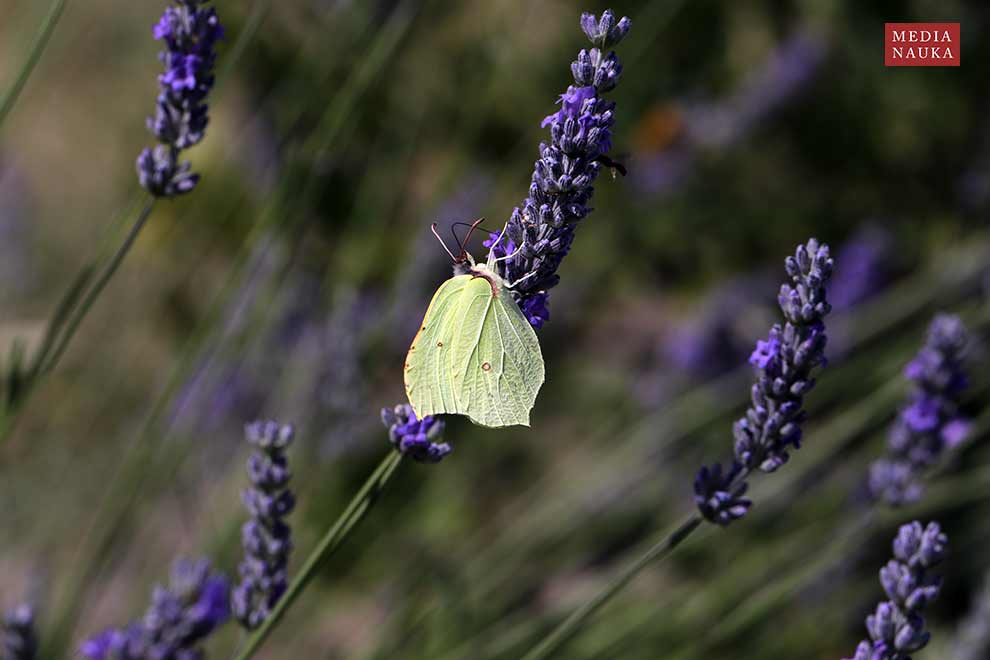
[2,0,990,658]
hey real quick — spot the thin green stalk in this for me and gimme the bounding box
[37,199,156,377]
[0,196,153,442]
[24,264,95,380]
[42,198,294,658]
[217,0,271,86]
[232,450,404,660]
[519,514,704,660]
[0,0,68,129]
[24,190,147,380]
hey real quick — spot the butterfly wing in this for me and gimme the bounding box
[405,274,472,418]
[405,273,545,428]
[453,276,545,427]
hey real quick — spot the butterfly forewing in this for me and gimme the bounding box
[404,275,471,416]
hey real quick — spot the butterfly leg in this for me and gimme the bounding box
[485,223,512,268]
[506,271,537,289]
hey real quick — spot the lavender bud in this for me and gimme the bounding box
[579,10,631,48]
[381,404,451,463]
[693,462,752,526]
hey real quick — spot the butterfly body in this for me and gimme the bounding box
[404,262,545,428]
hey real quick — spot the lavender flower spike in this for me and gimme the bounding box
[382,404,450,463]
[81,558,230,659]
[491,10,631,328]
[734,239,833,473]
[2,604,38,660]
[843,521,947,660]
[870,314,970,506]
[234,421,295,631]
[137,0,223,197]
[694,240,832,526]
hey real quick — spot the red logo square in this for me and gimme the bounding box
[885,23,960,66]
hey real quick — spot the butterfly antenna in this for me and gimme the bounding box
[462,217,486,247]
[431,222,459,263]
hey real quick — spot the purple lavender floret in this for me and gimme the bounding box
[233,421,295,631]
[137,0,223,197]
[843,521,947,660]
[869,315,969,506]
[382,404,450,463]
[694,462,751,526]
[492,10,630,328]
[81,558,230,660]
[579,11,631,49]
[733,239,833,473]
[2,604,38,660]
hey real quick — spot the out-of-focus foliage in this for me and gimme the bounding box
[1,1,990,658]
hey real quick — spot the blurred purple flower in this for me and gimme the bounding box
[2,604,38,660]
[843,521,947,660]
[138,0,223,196]
[869,314,970,506]
[954,572,990,660]
[233,421,294,630]
[685,32,826,149]
[495,10,630,328]
[629,146,693,197]
[830,226,895,312]
[81,558,230,659]
[170,237,282,437]
[381,404,450,463]
[634,31,826,198]
[659,275,776,382]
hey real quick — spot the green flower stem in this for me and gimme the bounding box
[519,514,704,660]
[0,197,154,443]
[0,0,69,129]
[37,198,156,378]
[233,450,404,660]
